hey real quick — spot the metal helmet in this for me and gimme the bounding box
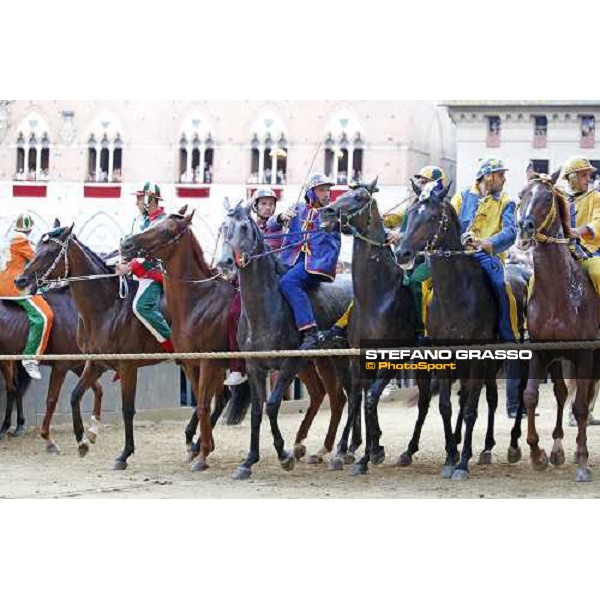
[305,173,335,192]
[414,165,448,187]
[252,187,278,204]
[13,213,34,233]
[476,158,508,180]
[135,181,163,207]
[562,156,597,179]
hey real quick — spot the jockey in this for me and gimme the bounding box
[0,214,54,379]
[269,173,341,350]
[450,158,519,342]
[326,166,448,344]
[250,187,282,249]
[562,156,600,294]
[116,181,174,352]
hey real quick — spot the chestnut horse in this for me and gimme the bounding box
[0,287,104,453]
[15,227,204,469]
[517,172,600,482]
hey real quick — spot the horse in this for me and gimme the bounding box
[0,361,31,440]
[396,181,530,479]
[516,171,600,481]
[320,178,432,476]
[217,201,353,479]
[120,209,247,472]
[0,287,104,453]
[14,226,203,470]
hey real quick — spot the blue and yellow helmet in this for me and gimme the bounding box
[476,158,508,180]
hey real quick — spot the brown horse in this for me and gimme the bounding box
[517,172,600,481]
[14,227,195,470]
[0,287,104,453]
[120,210,236,472]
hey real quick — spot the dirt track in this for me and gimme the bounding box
[2,383,600,498]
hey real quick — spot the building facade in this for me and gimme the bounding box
[0,100,455,261]
[443,101,600,198]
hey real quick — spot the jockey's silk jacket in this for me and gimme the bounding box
[569,189,600,255]
[450,184,517,261]
[130,207,167,283]
[268,201,341,281]
[0,233,35,296]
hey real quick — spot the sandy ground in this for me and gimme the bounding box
[2,383,600,499]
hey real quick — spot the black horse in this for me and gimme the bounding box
[321,178,432,475]
[218,201,353,480]
[396,182,529,479]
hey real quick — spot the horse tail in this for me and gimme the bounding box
[222,380,252,425]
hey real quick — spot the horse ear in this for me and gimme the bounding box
[439,180,452,201]
[551,168,562,185]
[223,197,231,212]
[53,218,61,228]
[526,170,538,181]
[366,177,379,194]
[410,177,421,197]
[185,209,196,224]
[66,223,75,235]
[178,204,188,216]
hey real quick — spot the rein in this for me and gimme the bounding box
[527,177,570,246]
[336,195,392,248]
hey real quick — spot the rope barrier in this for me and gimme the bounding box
[1,339,600,362]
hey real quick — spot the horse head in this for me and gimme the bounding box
[15,224,74,291]
[217,200,260,270]
[320,177,379,234]
[516,169,567,250]
[396,180,454,270]
[120,210,194,262]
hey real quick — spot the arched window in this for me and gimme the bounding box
[178,115,214,184]
[14,113,51,181]
[86,114,124,183]
[249,113,288,185]
[324,112,364,184]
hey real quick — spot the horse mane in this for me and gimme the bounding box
[72,235,114,273]
[554,187,573,238]
[188,229,217,276]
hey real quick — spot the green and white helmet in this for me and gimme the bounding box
[135,181,163,207]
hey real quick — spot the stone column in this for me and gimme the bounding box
[258,143,265,183]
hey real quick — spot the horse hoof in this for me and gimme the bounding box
[306,454,323,465]
[372,450,385,466]
[12,426,25,438]
[293,444,306,460]
[396,452,413,467]
[113,459,127,471]
[451,469,469,481]
[549,449,565,467]
[441,465,455,479]
[350,462,368,476]
[46,442,61,455]
[328,456,344,471]
[478,451,493,465]
[280,452,295,472]
[191,459,209,472]
[233,466,252,480]
[575,467,592,482]
[343,453,356,465]
[77,442,89,458]
[87,431,97,444]
[507,446,522,464]
[532,450,549,471]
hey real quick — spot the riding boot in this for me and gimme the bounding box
[299,326,322,350]
[161,339,175,353]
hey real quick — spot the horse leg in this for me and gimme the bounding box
[478,369,498,465]
[191,362,223,472]
[438,376,459,478]
[548,361,567,467]
[452,363,485,480]
[0,388,14,440]
[507,359,529,463]
[523,352,548,470]
[573,352,593,482]
[41,366,68,454]
[70,361,103,458]
[233,362,265,480]
[293,362,326,461]
[398,371,433,467]
[318,359,348,461]
[113,363,138,470]
[87,373,105,444]
[182,363,200,459]
[453,384,465,447]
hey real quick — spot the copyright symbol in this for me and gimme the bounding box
[366,362,376,370]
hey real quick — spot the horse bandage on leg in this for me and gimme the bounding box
[506,282,519,341]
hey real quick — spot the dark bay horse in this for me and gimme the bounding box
[0,287,104,453]
[321,179,432,476]
[120,210,241,472]
[396,182,528,479]
[517,172,600,482]
[217,202,353,479]
[0,361,31,440]
[15,227,198,470]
